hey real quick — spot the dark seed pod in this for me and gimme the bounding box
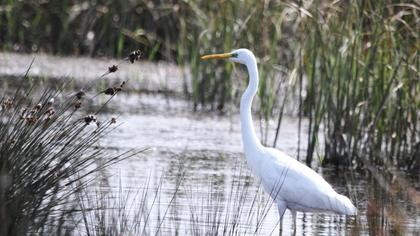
[103,87,116,95]
[74,100,82,109]
[84,115,97,125]
[45,107,55,116]
[108,65,118,73]
[75,91,85,99]
[128,50,142,63]
[35,103,42,110]
[26,116,37,125]
[1,98,13,110]
[111,117,117,124]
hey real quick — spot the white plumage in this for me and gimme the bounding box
[201,49,356,233]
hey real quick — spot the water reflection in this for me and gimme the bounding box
[103,150,418,235]
[3,84,415,234]
[90,94,418,235]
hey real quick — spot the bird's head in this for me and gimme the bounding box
[200,48,255,65]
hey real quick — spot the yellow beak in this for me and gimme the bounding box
[200,53,232,60]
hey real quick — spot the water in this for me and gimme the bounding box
[0,54,418,235]
[93,93,419,235]
[0,52,189,93]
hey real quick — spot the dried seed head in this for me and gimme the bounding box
[96,120,101,128]
[111,117,117,124]
[75,91,85,99]
[108,65,118,73]
[84,115,97,125]
[26,116,37,125]
[45,107,55,116]
[35,103,42,110]
[74,100,82,109]
[128,50,142,63]
[1,98,13,110]
[120,81,126,88]
[103,87,116,96]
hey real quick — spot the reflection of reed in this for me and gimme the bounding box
[183,159,278,235]
[363,160,418,236]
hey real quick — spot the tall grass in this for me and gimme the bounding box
[72,162,280,236]
[0,0,418,169]
[299,1,419,169]
[0,57,139,235]
[74,176,178,236]
[185,169,276,235]
[0,0,291,111]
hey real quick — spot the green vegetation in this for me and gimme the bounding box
[0,55,279,236]
[301,1,419,169]
[0,64,137,235]
[0,0,418,169]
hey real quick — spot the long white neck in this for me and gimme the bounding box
[240,57,263,156]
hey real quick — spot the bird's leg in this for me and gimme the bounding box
[277,201,287,236]
[292,210,297,234]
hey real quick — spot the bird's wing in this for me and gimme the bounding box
[258,148,354,214]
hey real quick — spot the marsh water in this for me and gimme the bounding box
[1,53,419,235]
[91,93,418,236]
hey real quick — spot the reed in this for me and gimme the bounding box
[74,176,174,236]
[0,0,289,110]
[0,55,140,235]
[0,0,418,169]
[71,162,278,236]
[299,0,419,169]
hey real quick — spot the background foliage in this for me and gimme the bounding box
[0,0,418,169]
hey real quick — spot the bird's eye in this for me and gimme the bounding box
[231,53,238,58]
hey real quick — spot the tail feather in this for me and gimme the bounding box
[332,194,357,215]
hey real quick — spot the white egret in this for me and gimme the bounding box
[201,49,356,233]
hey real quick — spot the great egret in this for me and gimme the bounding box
[201,49,357,233]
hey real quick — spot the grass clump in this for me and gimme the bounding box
[73,162,280,236]
[299,1,419,169]
[0,0,291,111]
[0,0,417,169]
[0,56,140,235]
